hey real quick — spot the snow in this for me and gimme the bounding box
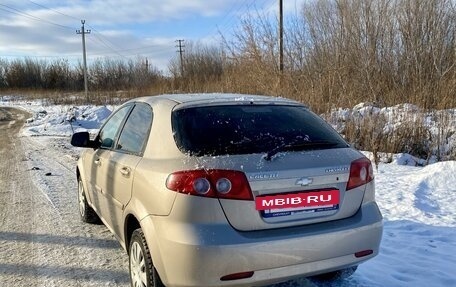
[1,97,455,286]
[326,103,456,161]
[357,161,456,286]
[0,98,115,137]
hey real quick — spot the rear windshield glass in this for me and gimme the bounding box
[172,105,348,156]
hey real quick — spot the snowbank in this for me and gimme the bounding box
[0,98,115,136]
[326,103,456,161]
[358,160,456,287]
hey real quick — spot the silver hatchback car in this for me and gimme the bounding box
[71,94,383,287]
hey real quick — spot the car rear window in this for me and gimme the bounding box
[172,105,348,156]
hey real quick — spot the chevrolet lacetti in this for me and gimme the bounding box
[71,94,383,287]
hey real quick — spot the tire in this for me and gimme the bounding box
[310,266,358,282]
[78,178,100,223]
[129,229,165,287]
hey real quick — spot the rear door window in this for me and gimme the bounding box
[172,105,348,156]
[116,103,153,155]
[98,105,131,149]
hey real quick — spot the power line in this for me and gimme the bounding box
[88,26,125,51]
[24,0,129,59]
[86,26,134,60]
[205,0,259,40]
[216,0,246,29]
[0,54,80,58]
[0,50,171,59]
[85,33,171,59]
[3,1,160,61]
[88,36,129,60]
[26,0,79,21]
[100,44,166,53]
[0,4,75,30]
[266,0,277,12]
[1,2,176,68]
[211,0,250,37]
[88,45,170,56]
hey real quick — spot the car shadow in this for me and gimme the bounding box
[0,263,129,283]
[0,231,121,249]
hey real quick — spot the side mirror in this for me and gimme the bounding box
[71,132,97,148]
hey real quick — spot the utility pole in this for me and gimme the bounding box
[145,58,150,71]
[76,20,91,101]
[279,0,284,74]
[175,39,185,77]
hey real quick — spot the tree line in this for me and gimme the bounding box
[0,57,161,93]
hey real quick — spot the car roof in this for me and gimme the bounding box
[132,93,302,107]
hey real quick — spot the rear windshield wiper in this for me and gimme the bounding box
[263,140,341,161]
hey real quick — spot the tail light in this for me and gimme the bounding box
[346,158,374,190]
[166,170,253,200]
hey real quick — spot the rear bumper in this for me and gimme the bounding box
[141,202,383,287]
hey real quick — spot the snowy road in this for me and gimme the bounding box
[0,107,129,286]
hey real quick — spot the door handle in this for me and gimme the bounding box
[120,167,131,176]
[94,159,101,166]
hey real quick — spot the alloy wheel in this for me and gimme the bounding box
[130,241,147,287]
[78,180,86,218]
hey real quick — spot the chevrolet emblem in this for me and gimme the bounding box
[296,177,313,186]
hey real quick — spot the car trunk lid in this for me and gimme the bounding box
[196,148,366,231]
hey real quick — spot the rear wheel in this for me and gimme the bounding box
[310,266,358,282]
[129,229,165,287]
[78,178,99,223]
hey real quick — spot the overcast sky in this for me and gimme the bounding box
[0,0,305,72]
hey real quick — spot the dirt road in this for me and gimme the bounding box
[0,107,129,286]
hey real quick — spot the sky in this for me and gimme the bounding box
[0,0,306,72]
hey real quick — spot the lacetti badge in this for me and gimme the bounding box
[248,172,279,180]
[255,189,339,211]
[325,166,349,173]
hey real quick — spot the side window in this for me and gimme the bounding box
[99,105,131,149]
[116,103,153,155]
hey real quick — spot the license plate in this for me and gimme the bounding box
[262,204,339,218]
[255,189,340,217]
